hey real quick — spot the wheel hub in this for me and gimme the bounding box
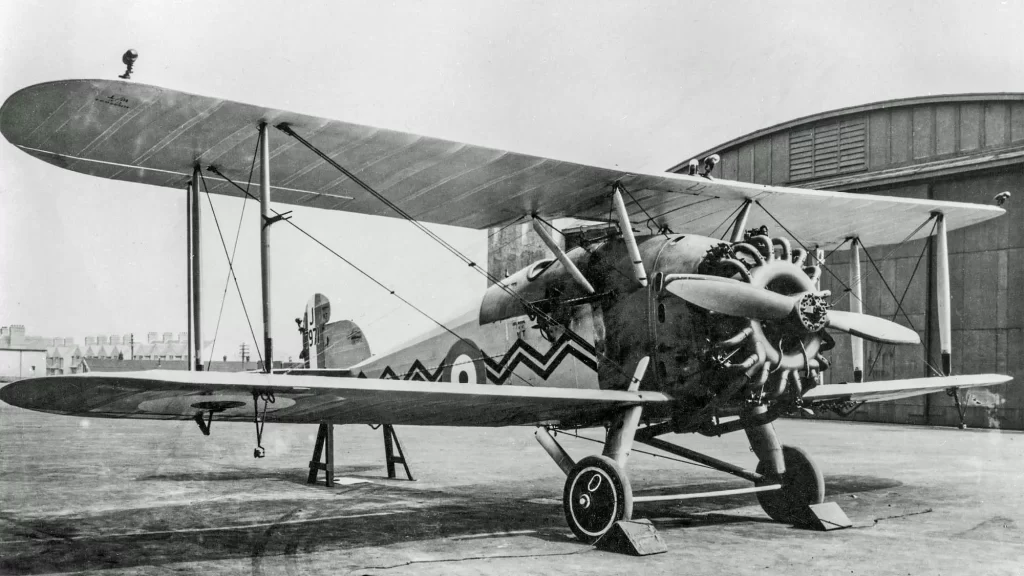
[563,455,632,543]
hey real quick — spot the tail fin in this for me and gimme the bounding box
[300,293,371,369]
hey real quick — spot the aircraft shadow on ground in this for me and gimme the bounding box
[134,465,384,484]
[634,474,902,528]
[0,474,902,574]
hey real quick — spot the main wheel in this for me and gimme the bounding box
[563,455,633,544]
[755,445,824,526]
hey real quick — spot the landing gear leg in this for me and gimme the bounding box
[744,405,824,525]
[560,403,641,543]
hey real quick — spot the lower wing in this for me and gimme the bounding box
[802,374,1012,404]
[0,371,671,428]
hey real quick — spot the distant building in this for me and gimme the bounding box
[80,331,196,361]
[0,326,210,378]
[46,344,84,376]
[81,358,302,373]
[0,325,47,381]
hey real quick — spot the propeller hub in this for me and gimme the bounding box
[746,261,823,369]
[794,292,830,332]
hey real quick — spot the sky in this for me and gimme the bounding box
[1,0,1022,362]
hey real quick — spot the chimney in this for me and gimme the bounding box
[85,336,96,345]
[10,325,27,347]
[148,332,159,344]
[110,335,121,345]
[178,332,187,343]
[65,337,75,344]
[97,335,108,345]
[163,332,173,343]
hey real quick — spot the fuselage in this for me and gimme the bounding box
[317,228,827,431]
[345,235,729,405]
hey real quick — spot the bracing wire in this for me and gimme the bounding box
[276,125,637,383]
[199,169,264,366]
[555,429,718,471]
[756,200,878,315]
[206,134,262,368]
[866,218,942,379]
[754,201,944,378]
[844,215,937,309]
[620,185,671,237]
[206,166,539,386]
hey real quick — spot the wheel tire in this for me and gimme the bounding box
[563,455,633,544]
[755,445,824,526]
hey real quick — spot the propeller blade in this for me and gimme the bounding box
[663,274,795,320]
[827,310,920,344]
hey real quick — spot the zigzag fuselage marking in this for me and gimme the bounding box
[483,332,596,384]
[359,358,443,381]
[359,332,596,385]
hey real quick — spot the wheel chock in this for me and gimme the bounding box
[595,519,667,556]
[804,502,852,531]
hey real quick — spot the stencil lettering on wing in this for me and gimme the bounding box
[357,331,596,384]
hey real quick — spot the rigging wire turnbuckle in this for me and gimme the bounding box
[252,389,276,458]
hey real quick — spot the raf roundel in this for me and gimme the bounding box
[441,339,487,384]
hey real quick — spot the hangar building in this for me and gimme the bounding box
[670,93,1023,430]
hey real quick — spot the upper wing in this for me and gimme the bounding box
[0,371,671,427]
[1,79,1003,249]
[802,374,1012,404]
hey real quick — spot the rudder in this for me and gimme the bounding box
[300,293,371,369]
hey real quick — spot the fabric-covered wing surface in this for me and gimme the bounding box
[0,79,1004,249]
[802,374,1012,404]
[0,371,671,427]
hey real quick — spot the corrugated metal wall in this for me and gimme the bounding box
[704,99,1024,185]
[814,170,1023,429]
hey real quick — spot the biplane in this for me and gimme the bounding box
[0,75,1012,544]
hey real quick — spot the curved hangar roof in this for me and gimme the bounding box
[672,93,1024,191]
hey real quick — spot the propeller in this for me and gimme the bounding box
[826,310,919,345]
[663,274,920,345]
[663,275,793,320]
